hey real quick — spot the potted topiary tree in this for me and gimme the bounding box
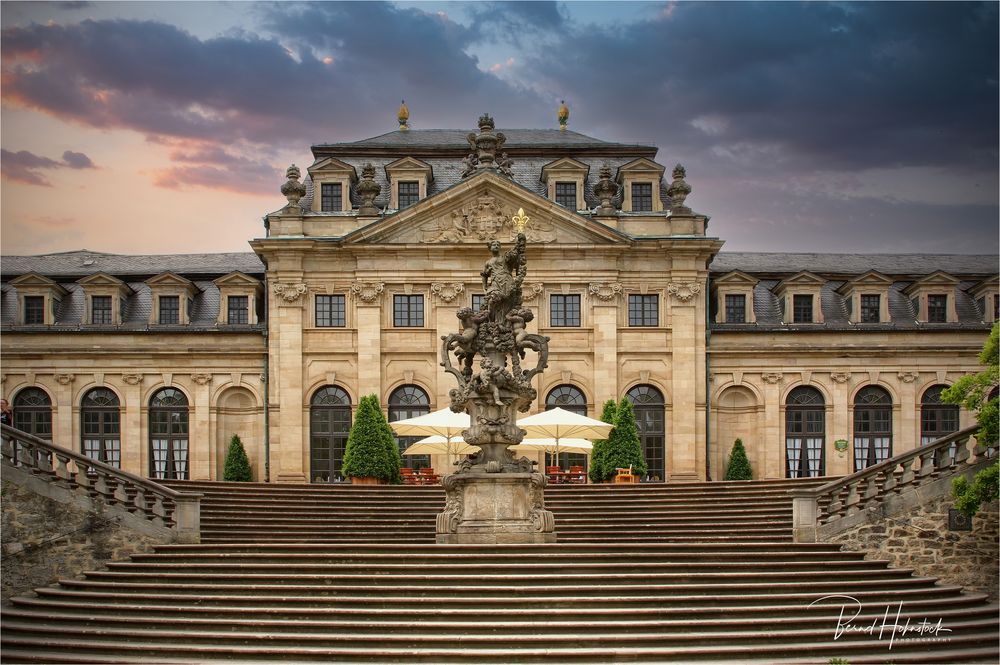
[589,398,618,483]
[342,394,402,485]
[603,397,647,480]
[223,433,253,481]
[725,438,753,480]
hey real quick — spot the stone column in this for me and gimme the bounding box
[667,281,701,480]
[432,283,465,407]
[353,283,385,400]
[121,374,143,477]
[273,279,308,483]
[897,372,918,454]
[760,374,783,479]
[829,373,852,477]
[589,288,620,407]
[190,374,212,480]
[53,374,75,460]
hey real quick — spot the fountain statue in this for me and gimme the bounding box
[436,208,555,543]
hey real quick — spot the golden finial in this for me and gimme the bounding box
[558,99,569,130]
[512,207,530,233]
[398,99,410,131]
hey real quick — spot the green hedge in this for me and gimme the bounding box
[342,394,402,483]
[601,397,647,478]
[724,438,753,480]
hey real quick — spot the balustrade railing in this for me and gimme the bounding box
[790,425,996,542]
[0,424,201,543]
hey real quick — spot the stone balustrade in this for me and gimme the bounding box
[790,425,996,543]
[0,424,201,543]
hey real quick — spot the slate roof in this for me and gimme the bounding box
[0,250,264,279]
[315,129,646,150]
[710,253,998,277]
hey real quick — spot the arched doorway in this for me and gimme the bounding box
[309,385,352,483]
[853,386,892,472]
[216,387,258,481]
[545,384,588,471]
[81,387,121,468]
[785,386,825,478]
[149,387,189,480]
[626,385,665,482]
[388,385,431,470]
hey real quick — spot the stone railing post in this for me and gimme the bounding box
[172,494,203,544]
[789,490,818,543]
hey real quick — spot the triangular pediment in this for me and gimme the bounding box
[213,271,261,288]
[969,276,999,297]
[774,271,825,294]
[308,157,358,180]
[10,272,60,288]
[540,157,590,182]
[146,272,198,295]
[616,157,665,182]
[384,156,433,172]
[903,270,960,295]
[77,272,126,288]
[713,270,759,288]
[836,270,893,294]
[346,170,629,246]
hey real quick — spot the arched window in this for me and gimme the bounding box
[149,388,189,480]
[310,386,352,483]
[14,387,52,440]
[921,385,959,445]
[545,385,588,471]
[626,385,665,482]
[388,385,431,470]
[854,386,892,472]
[81,388,121,468]
[785,386,825,478]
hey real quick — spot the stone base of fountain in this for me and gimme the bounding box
[435,471,555,544]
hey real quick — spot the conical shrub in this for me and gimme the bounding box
[343,394,402,483]
[603,397,647,477]
[724,438,753,480]
[589,398,618,483]
[223,434,252,482]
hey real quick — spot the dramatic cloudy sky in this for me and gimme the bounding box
[2,1,997,256]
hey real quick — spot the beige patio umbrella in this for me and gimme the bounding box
[403,435,479,457]
[390,408,472,463]
[512,438,593,456]
[517,407,612,468]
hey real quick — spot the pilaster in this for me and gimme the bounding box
[590,290,620,407]
[667,282,701,480]
[190,374,212,480]
[273,276,308,483]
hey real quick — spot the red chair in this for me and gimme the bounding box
[400,467,419,485]
[546,465,563,483]
[569,465,586,484]
[418,467,440,485]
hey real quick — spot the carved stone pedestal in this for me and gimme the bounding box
[436,472,555,544]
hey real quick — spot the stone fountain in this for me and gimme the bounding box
[436,208,555,544]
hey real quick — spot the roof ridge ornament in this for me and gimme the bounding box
[280,164,306,209]
[463,113,508,178]
[558,100,569,130]
[667,163,692,214]
[593,162,619,216]
[398,99,409,131]
[356,163,382,216]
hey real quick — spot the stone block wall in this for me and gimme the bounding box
[1,479,164,605]
[830,494,999,601]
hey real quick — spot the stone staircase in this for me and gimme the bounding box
[3,478,998,663]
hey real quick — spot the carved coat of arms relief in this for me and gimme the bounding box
[419,193,554,244]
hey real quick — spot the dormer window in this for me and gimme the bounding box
[792,295,813,323]
[903,271,959,324]
[91,296,113,324]
[616,158,666,212]
[968,276,998,323]
[725,294,746,323]
[554,182,576,209]
[146,272,198,326]
[320,183,342,212]
[384,157,432,210]
[213,272,262,326]
[860,294,880,323]
[713,270,758,325]
[10,272,68,326]
[24,296,44,324]
[774,271,825,325]
[77,273,132,327]
[308,157,357,213]
[631,183,653,212]
[837,271,891,324]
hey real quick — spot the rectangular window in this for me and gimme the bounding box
[550,294,581,327]
[398,181,420,209]
[393,294,424,327]
[631,183,653,212]
[724,294,746,323]
[159,296,180,324]
[315,294,346,327]
[927,294,947,323]
[860,294,880,323]
[792,294,813,323]
[471,294,486,312]
[227,295,249,324]
[23,296,44,324]
[628,294,658,327]
[91,295,112,324]
[554,182,576,209]
[320,183,342,212]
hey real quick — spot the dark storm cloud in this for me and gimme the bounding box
[467,1,566,45]
[521,2,998,173]
[1,148,96,186]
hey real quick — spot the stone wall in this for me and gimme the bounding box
[830,492,999,601]
[1,478,164,605]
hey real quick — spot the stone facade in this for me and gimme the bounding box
[0,121,996,484]
[831,494,999,601]
[1,478,165,604]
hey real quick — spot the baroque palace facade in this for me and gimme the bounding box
[2,111,997,484]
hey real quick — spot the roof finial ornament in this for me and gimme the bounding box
[280,164,306,209]
[464,113,506,176]
[356,163,382,216]
[558,99,569,130]
[398,99,409,131]
[667,163,692,214]
[593,162,619,216]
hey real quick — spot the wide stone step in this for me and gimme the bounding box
[153,542,848,554]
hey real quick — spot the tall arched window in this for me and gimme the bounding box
[626,385,665,482]
[854,386,892,472]
[785,386,825,478]
[310,386,352,483]
[920,385,959,444]
[545,385,588,471]
[14,387,52,440]
[81,388,121,468]
[388,385,430,470]
[149,388,189,480]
